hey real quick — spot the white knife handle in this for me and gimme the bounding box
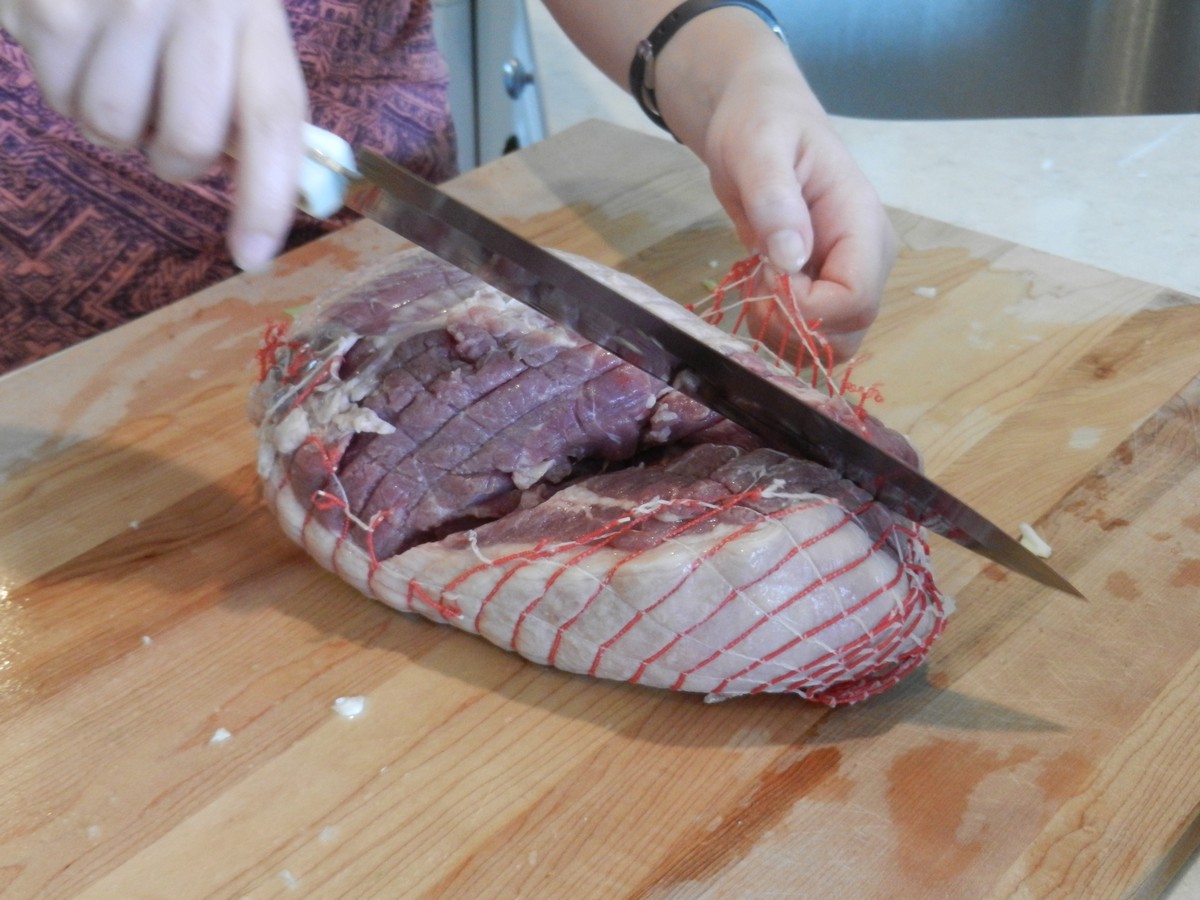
[298,123,358,220]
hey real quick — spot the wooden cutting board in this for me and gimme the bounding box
[3,120,1199,898]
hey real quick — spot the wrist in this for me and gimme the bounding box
[652,7,811,144]
[629,1,785,137]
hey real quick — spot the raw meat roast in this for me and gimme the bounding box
[251,247,951,706]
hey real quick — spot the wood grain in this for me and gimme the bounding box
[2,120,1199,898]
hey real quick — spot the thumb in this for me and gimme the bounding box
[724,139,814,274]
[762,223,812,275]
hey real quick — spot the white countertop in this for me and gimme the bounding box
[526,5,1200,894]
[833,114,1200,300]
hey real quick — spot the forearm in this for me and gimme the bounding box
[538,1,819,146]
[538,0,675,87]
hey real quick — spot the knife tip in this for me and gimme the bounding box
[1053,575,1087,599]
[1025,556,1085,599]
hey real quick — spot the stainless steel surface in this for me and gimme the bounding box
[431,0,545,170]
[502,58,535,99]
[776,0,1200,118]
[338,148,1080,595]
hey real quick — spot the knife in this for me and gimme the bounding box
[295,125,1081,597]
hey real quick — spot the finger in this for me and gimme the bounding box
[719,121,814,274]
[800,281,871,361]
[74,3,172,148]
[227,0,307,271]
[708,173,757,255]
[5,0,97,116]
[798,219,896,360]
[147,2,237,182]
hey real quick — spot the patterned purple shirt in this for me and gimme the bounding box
[0,0,456,372]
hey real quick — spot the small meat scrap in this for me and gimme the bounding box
[251,248,952,706]
[332,696,366,718]
[209,727,232,745]
[1018,522,1053,558]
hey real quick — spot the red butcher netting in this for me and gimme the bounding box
[250,248,951,706]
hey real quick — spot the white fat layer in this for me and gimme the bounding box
[273,407,311,455]
[512,459,556,490]
[330,406,394,436]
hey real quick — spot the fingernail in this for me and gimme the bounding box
[765,230,809,274]
[79,126,124,153]
[148,148,209,184]
[233,232,279,273]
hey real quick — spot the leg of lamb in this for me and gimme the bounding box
[250,248,951,706]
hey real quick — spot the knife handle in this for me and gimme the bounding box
[297,124,357,220]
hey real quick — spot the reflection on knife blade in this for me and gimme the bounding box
[300,132,1080,598]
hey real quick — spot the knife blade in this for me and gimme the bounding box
[298,127,1081,597]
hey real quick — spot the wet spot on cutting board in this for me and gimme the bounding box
[1033,748,1095,802]
[633,746,842,892]
[981,564,1009,583]
[1105,570,1140,601]
[1170,559,1200,588]
[271,233,367,277]
[1099,517,1130,531]
[1062,473,1111,517]
[886,739,1036,885]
